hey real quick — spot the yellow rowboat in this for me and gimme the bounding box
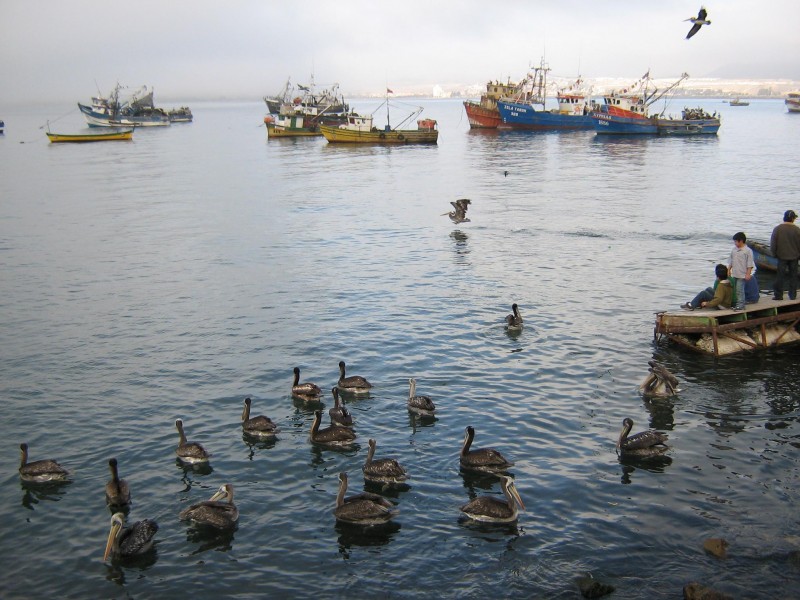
[320,110,438,144]
[46,129,133,143]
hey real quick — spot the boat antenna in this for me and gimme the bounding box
[386,86,392,130]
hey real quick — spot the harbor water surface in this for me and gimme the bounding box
[1,98,799,598]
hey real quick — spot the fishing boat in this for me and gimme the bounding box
[592,72,689,134]
[656,107,720,135]
[786,92,800,113]
[497,60,599,131]
[746,239,778,272]
[264,76,349,117]
[729,98,749,106]
[320,96,438,144]
[78,84,171,127]
[463,74,536,129]
[264,110,322,138]
[0,119,4,134]
[46,129,133,143]
[168,107,193,122]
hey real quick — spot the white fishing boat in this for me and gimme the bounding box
[78,84,171,127]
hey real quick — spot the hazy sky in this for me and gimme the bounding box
[2,0,798,104]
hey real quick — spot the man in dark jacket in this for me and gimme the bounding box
[771,210,800,300]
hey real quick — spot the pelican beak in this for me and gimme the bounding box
[510,483,526,511]
[103,520,122,561]
[208,486,228,503]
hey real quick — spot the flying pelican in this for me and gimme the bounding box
[328,387,353,427]
[638,360,680,397]
[310,409,356,446]
[103,512,158,562]
[442,198,471,224]
[179,483,239,529]
[337,361,373,395]
[18,443,69,483]
[241,397,278,440]
[333,472,398,525]
[175,419,211,464]
[292,366,322,402]
[407,378,436,416]
[362,438,408,486]
[685,6,710,39]
[105,458,131,507]
[617,418,669,458]
[460,475,525,523]
[505,303,523,331]
[460,426,514,473]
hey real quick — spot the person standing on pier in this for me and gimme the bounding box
[770,210,800,301]
[729,232,754,311]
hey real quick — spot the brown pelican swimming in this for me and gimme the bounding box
[179,483,239,529]
[310,409,356,446]
[460,475,525,523]
[241,397,278,439]
[362,438,408,486]
[292,366,322,402]
[175,419,211,464]
[328,387,353,427]
[333,472,397,525]
[617,418,669,458]
[460,426,514,473]
[505,303,523,331]
[18,443,69,483]
[407,378,436,416]
[337,361,372,395]
[105,458,131,507]
[443,198,471,224]
[638,360,680,397]
[685,6,710,39]
[103,512,158,562]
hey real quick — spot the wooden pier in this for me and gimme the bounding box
[654,298,800,356]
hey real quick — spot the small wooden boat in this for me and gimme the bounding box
[746,239,777,272]
[46,129,133,143]
[729,98,749,106]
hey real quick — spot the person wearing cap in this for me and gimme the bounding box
[770,210,800,300]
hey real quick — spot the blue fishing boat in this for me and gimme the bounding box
[497,60,598,131]
[656,107,720,135]
[747,240,777,272]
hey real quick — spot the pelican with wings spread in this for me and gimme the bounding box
[443,199,471,224]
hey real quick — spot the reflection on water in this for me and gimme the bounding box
[185,524,237,555]
[20,480,71,510]
[336,520,402,555]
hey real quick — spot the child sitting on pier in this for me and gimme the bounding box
[682,264,732,310]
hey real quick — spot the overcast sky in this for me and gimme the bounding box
[2,0,798,105]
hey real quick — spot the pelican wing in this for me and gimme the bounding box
[118,519,158,556]
[686,22,702,38]
[461,448,514,470]
[335,498,397,524]
[364,458,408,480]
[622,430,668,451]
[461,496,516,521]
[180,501,238,528]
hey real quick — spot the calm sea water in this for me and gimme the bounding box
[1,97,799,599]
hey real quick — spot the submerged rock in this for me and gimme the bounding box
[683,581,733,600]
[703,538,729,558]
[577,574,615,599]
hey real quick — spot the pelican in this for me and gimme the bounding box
[18,443,69,483]
[460,426,514,473]
[179,483,239,529]
[337,361,372,395]
[617,418,669,458]
[310,409,356,446]
[638,360,680,397]
[363,438,408,486]
[328,387,353,427]
[407,378,436,416]
[103,512,158,562]
[333,472,397,525]
[685,6,710,39]
[241,397,278,439]
[292,366,322,402]
[505,303,523,331]
[105,458,131,507]
[460,475,525,523]
[442,198,471,224]
[175,419,211,464]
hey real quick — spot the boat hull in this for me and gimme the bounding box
[463,101,501,129]
[593,112,657,134]
[747,240,778,272]
[267,124,322,138]
[656,118,720,135]
[78,103,171,127]
[319,124,438,144]
[497,101,594,130]
[786,96,800,113]
[46,130,133,143]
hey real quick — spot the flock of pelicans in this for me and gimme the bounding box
[17,309,678,564]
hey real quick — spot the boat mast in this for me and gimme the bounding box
[386,87,391,130]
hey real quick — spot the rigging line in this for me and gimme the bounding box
[39,106,79,129]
